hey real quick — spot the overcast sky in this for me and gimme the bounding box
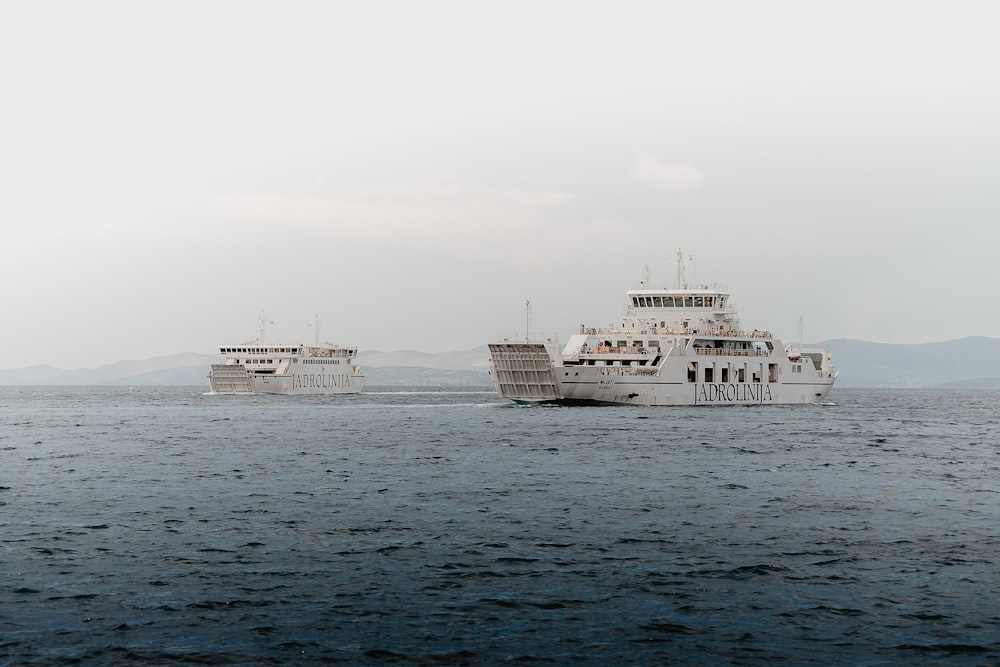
[2,1,998,369]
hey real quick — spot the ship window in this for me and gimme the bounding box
[652,296,662,307]
[684,297,694,307]
[649,340,659,348]
[632,297,639,307]
[705,296,714,308]
[694,296,703,307]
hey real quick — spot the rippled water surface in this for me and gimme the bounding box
[2,386,999,665]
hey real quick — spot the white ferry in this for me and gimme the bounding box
[208,315,364,395]
[489,253,838,406]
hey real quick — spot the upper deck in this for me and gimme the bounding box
[219,344,358,359]
[596,282,745,341]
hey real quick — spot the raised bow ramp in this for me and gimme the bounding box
[488,343,562,402]
[208,364,253,393]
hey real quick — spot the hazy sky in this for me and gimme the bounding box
[3,1,998,369]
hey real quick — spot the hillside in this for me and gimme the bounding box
[1,339,999,388]
[820,336,1000,388]
[0,349,494,387]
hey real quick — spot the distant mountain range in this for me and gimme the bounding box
[0,349,495,388]
[816,336,1000,388]
[1,338,999,389]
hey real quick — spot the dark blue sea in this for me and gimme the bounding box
[2,386,998,666]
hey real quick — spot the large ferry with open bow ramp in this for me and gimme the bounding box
[208,314,364,395]
[488,252,838,406]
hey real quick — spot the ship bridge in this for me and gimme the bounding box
[623,286,741,334]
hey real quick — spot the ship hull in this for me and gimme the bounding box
[209,364,364,395]
[489,343,835,407]
[552,375,833,406]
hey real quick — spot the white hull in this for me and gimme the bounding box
[489,342,835,407]
[556,372,832,406]
[209,364,365,395]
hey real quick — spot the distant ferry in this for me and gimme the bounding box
[489,252,838,406]
[208,314,364,395]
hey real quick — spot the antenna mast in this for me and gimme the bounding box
[258,310,273,344]
[675,248,686,289]
[525,300,532,342]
